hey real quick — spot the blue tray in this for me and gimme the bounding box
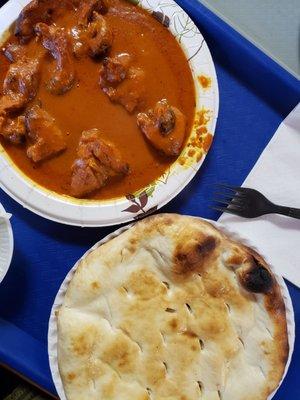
[0,0,299,397]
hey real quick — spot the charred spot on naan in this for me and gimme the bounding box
[173,234,220,276]
[238,256,274,294]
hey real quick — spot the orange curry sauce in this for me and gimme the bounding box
[0,0,195,200]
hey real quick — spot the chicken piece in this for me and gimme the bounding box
[114,67,145,113]
[99,54,145,113]
[25,105,66,162]
[0,14,41,139]
[0,93,27,116]
[15,0,54,43]
[15,0,78,43]
[100,54,129,84]
[77,0,107,25]
[35,23,76,95]
[3,58,40,100]
[71,158,102,197]
[0,56,40,117]
[72,13,113,59]
[3,43,26,63]
[0,115,26,144]
[71,128,129,197]
[137,99,186,156]
[0,43,41,150]
[86,13,112,58]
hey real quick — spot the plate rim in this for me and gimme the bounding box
[0,202,14,284]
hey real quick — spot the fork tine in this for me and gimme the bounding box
[210,206,243,216]
[213,198,245,208]
[213,192,245,204]
[216,183,239,192]
[213,192,244,202]
[213,198,230,206]
[210,206,228,213]
[215,184,247,197]
[213,192,234,200]
[231,198,245,206]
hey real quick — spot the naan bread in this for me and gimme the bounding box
[57,214,288,400]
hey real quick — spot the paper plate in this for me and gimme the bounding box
[48,217,295,400]
[0,0,219,227]
[0,203,13,284]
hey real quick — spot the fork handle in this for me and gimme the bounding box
[273,205,300,220]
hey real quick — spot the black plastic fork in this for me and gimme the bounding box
[212,184,300,219]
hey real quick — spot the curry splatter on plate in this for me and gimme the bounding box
[0,0,219,226]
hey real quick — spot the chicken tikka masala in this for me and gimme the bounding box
[0,0,195,199]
